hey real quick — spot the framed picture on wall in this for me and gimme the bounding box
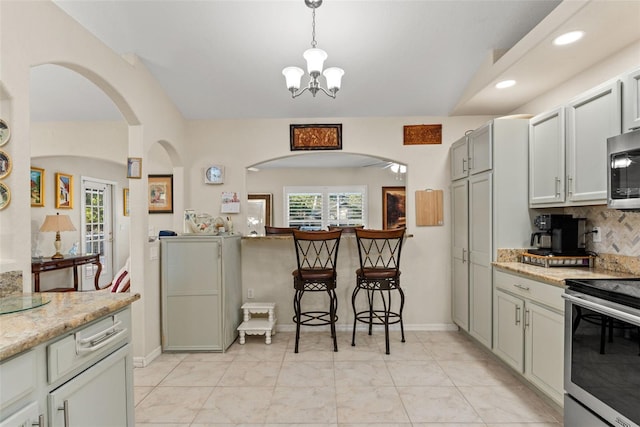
[127,157,142,179]
[123,188,130,216]
[247,193,272,234]
[382,186,406,230]
[148,174,173,214]
[30,167,45,207]
[55,172,73,209]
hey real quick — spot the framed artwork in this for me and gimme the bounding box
[0,119,10,147]
[127,157,142,179]
[0,182,10,210]
[290,124,342,151]
[0,150,11,179]
[55,172,73,209]
[123,188,130,216]
[403,124,442,145]
[382,186,406,230]
[30,167,45,207]
[148,174,173,214]
[247,193,272,234]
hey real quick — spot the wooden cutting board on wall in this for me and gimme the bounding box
[415,189,444,226]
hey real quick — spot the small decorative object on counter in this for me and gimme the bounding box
[226,216,233,234]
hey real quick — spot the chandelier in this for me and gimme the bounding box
[282,0,344,99]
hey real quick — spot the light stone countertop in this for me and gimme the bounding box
[493,262,638,287]
[0,290,140,361]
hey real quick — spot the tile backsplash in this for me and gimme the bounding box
[565,205,640,256]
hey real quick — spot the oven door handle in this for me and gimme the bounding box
[563,293,640,326]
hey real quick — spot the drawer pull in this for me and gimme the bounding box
[525,309,531,328]
[58,400,69,427]
[32,414,44,427]
[514,284,530,291]
[76,320,126,354]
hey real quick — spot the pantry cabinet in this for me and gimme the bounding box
[622,67,640,132]
[160,235,242,352]
[529,79,621,207]
[450,135,469,181]
[493,270,564,406]
[450,119,530,349]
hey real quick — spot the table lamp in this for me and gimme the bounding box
[40,213,76,259]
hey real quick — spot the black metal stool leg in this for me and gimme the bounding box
[329,288,338,352]
[367,289,374,336]
[294,289,303,353]
[382,289,390,355]
[351,285,359,346]
[398,287,406,343]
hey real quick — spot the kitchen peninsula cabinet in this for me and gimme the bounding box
[160,235,242,352]
[529,79,622,207]
[493,270,564,406]
[450,118,530,349]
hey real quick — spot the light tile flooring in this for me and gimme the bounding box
[134,330,564,426]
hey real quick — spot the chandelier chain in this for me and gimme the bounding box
[311,8,317,48]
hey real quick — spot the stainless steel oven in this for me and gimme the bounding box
[563,278,640,427]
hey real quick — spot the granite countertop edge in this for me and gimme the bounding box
[0,291,141,361]
[493,262,638,288]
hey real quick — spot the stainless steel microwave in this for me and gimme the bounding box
[607,128,640,210]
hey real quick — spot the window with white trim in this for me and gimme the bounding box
[285,186,367,230]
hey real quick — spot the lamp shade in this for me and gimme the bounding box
[40,213,76,232]
[303,48,327,75]
[282,66,304,90]
[323,67,344,91]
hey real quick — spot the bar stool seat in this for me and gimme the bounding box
[291,229,342,353]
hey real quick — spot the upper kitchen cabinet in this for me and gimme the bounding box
[450,135,469,181]
[622,67,640,132]
[450,125,492,181]
[566,80,621,203]
[529,79,622,207]
[529,108,566,205]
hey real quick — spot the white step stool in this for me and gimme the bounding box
[237,302,276,344]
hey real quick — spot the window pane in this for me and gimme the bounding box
[329,192,363,226]
[288,193,323,230]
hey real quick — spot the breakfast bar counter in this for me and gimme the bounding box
[0,290,140,361]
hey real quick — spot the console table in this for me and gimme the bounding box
[32,254,102,292]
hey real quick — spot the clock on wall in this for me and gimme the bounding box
[204,165,224,184]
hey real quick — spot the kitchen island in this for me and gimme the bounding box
[0,290,140,426]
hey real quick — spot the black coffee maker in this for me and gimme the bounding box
[530,214,586,256]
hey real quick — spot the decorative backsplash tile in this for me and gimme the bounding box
[565,205,640,256]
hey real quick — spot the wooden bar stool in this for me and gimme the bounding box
[291,229,343,353]
[352,227,406,354]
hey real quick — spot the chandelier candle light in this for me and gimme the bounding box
[282,0,344,98]
[39,212,76,259]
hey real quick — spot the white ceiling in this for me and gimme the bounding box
[28,1,640,123]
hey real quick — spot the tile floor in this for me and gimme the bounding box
[134,330,564,426]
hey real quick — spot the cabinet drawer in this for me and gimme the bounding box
[47,309,131,384]
[494,270,564,312]
[0,350,36,411]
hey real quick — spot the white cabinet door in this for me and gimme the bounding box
[529,108,565,206]
[525,301,564,406]
[493,289,524,373]
[450,136,469,181]
[0,401,41,427]
[451,179,469,330]
[48,345,130,427]
[469,123,492,175]
[468,172,492,348]
[566,80,622,203]
[623,67,640,132]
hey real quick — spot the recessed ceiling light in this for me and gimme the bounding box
[553,31,584,46]
[495,80,516,89]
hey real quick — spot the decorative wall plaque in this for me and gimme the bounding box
[290,124,342,151]
[403,124,442,145]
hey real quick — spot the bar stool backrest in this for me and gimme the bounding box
[292,229,343,273]
[355,228,405,273]
[265,225,299,235]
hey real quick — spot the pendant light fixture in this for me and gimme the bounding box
[282,0,344,99]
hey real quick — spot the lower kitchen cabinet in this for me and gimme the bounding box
[493,270,564,406]
[0,307,134,426]
[160,235,242,352]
